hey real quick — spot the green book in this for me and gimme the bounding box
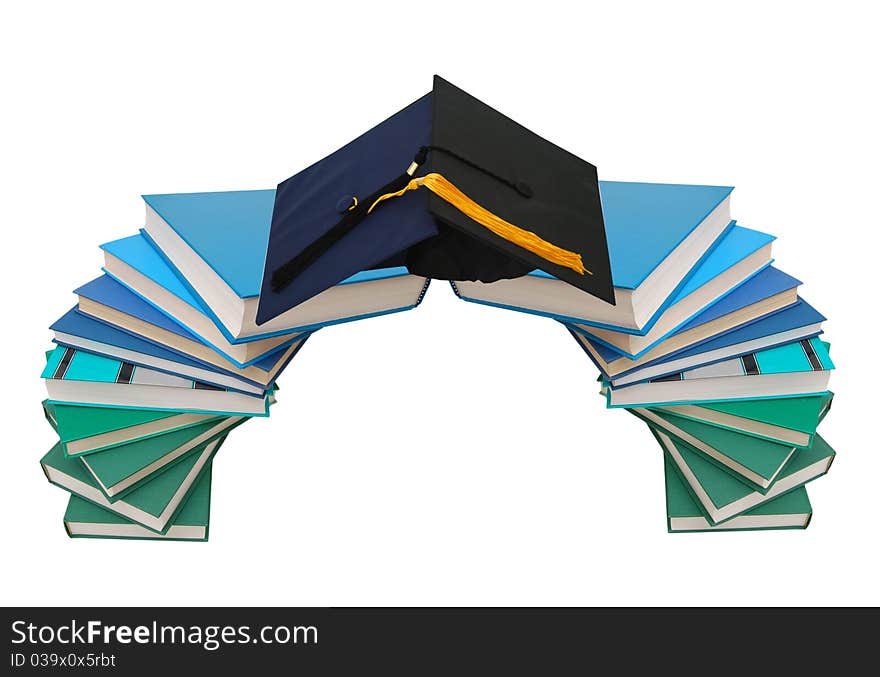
[664,455,812,532]
[652,392,833,448]
[64,468,212,541]
[632,408,796,490]
[41,434,224,534]
[651,427,835,525]
[80,417,243,500]
[43,400,226,457]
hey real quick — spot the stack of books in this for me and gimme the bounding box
[40,180,836,539]
[40,190,430,541]
[43,78,832,539]
[454,181,836,532]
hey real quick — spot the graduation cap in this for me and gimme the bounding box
[256,76,613,325]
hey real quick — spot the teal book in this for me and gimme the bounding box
[664,456,812,532]
[632,408,796,490]
[606,337,834,407]
[41,434,224,533]
[42,400,226,457]
[651,427,835,525]
[654,392,833,448]
[42,345,271,416]
[64,468,212,541]
[79,417,242,500]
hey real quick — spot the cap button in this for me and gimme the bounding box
[336,195,358,213]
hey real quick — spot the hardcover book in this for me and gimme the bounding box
[605,337,834,407]
[571,267,807,371]
[52,307,274,395]
[664,456,811,532]
[43,400,225,457]
[452,190,736,334]
[586,297,825,387]
[76,274,304,368]
[42,345,272,416]
[41,435,224,533]
[79,417,242,499]
[633,409,797,489]
[64,468,212,541]
[655,392,833,448]
[103,231,430,343]
[566,224,777,351]
[653,428,835,525]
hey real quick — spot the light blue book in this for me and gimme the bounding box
[102,232,430,345]
[452,181,735,333]
[100,234,302,363]
[566,225,776,355]
[457,218,767,342]
[42,345,271,416]
[139,189,432,342]
[605,338,834,407]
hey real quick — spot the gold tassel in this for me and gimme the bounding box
[369,173,590,276]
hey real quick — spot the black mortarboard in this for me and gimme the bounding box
[257,75,613,325]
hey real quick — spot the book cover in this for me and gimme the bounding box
[63,468,212,541]
[664,456,811,532]
[42,400,224,457]
[653,427,835,525]
[600,181,734,290]
[567,224,778,347]
[79,417,242,500]
[606,298,825,387]
[576,267,806,366]
[605,337,834,407]
[655,392,833,448]
[75,274,301,368]
[454,212,747,336]
[42,346,271,416]
[633,408,796,489]
[103,232,429,343]
[41,434,224,534]
[52,307,268,394]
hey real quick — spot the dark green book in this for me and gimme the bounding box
[64,468,212,541]
[664,455,812,532]
[651,392,833,448]
[651,427,835,525]
[633,408,796,490]
[79,417,242,500]
[43,400,226,457]
[41,434,225,534]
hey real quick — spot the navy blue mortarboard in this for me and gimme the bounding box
[257,76,613,325]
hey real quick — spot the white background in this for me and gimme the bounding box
[1,1,877,606]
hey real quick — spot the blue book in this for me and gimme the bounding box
[75,275,300,371]
[51,307,302,394]
[574,266,801,367]
[142,181,732,340]
[104,231,430,344]
[578,298,825,387]
[605,338,834,408]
